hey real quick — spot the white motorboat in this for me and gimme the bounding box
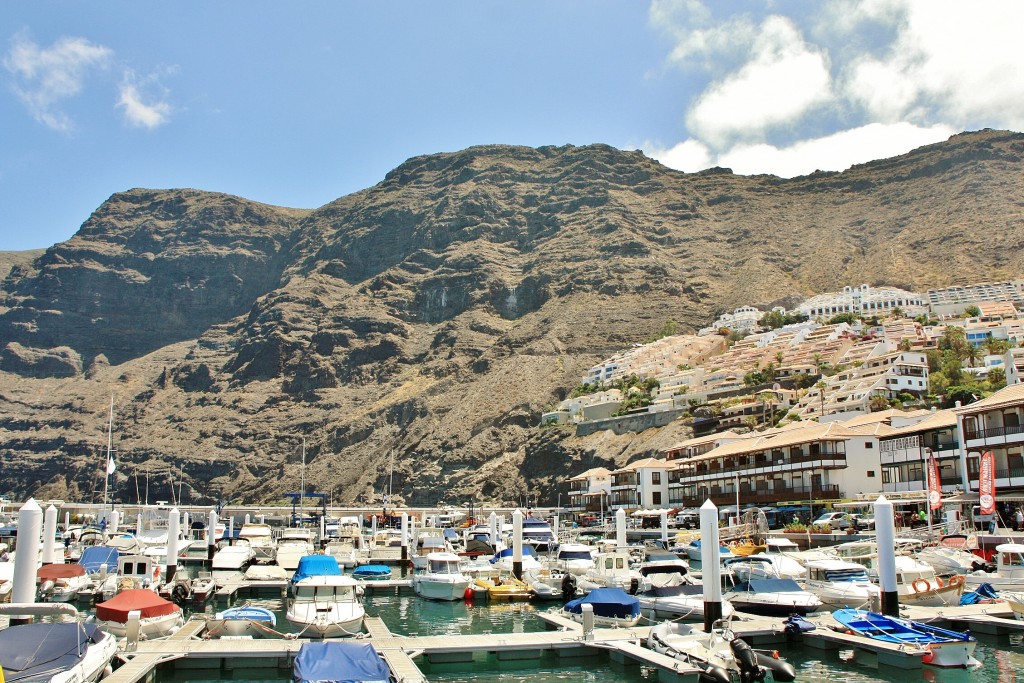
[745,537,807,580]
[638,548,689,584]
[490,546,544,573]
[917,544,986,576]
[37,563,91,603]
[117,554,163,591]
[410,536,451,571]
[894,555,965,607]
[803,559,880,610]
[682,539,734,564]
[548,543,596,576]
[965,543,1024,592]
[521,517,557,552]
[368,529,404,563]
[238,523,277,564]
[276,529,316,570]
[579,549,646,593]
[412,552,471,601]
[212,543,256,571]
[208,605,278,638]
[649,621,797,682]
[0,622,118,683]
[636,576,736,622]
[722,557,822,616]
[95,588,184,639]
[561,587,641,627]
[287,556,365,638]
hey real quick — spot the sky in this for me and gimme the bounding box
[2,1,1022,251]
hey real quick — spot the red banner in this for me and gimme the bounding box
[979,450,996,515]
[928,455,942,511]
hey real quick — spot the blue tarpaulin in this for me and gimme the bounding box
[564,587,640,619]
[78,546,120,574]
[292,555,342,582]
[293,641,391,683]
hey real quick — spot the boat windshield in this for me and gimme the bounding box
[558,551,593,561]
[294,585,354,600]
[428,560,460,574]
[824,568,869,582]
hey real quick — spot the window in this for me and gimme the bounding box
[652,492,662,505]
[867,470,876,478]
[865,442,873,449]
[652,472,661,485]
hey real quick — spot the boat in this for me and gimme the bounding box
[722,558,822,616]
[525,567,578,601]
[324,533,361,570]
[727,539,767,557]
[473,573,533,600]
[352,564,392,581]
[287,555,365,638]
[0,560,13,603]
[648,621,797,683]
[638,548,689,584]
[293,641,392,683]
[548,542,596,576]
[36,563,90,603]
[917,536,985,576]
[744,537,807,580]
[893,555,965,607]
[368,529,404,563]
[561,587,641,627]
[521,516,558,551]
[94,588,184,639]
[160,571,216,606]
[489,546,544,573]
[965,543,1024,591]
[412,552,471,601]
[832,609,979,668]
[0,622,118,683]
[207,605,278,638]
[116,554,163,591]
[803,559,880,610]
[244,564,290,582]
[683,539,734,564]
[237,523,277,564]
[276,529,317,570]
[635,577,736,622]
[579,549,646,594]
[212,542,256,571]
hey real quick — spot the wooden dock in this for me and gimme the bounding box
[104,619,209,683]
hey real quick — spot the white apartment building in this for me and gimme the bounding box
[566,467,612,515]
[954,384,1024,496]
[543,389,624,425]
[581,335,723,386]
[698,306,765,336]
[928,280,1024,317]
[797,284,925,319]
[608,458,672,510]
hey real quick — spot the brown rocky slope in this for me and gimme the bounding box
[1,129,1022,506]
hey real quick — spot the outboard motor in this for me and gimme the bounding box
[38,580,55,600]
[629,577,640,595]
[561,573,577,601]
[729,638,766,683]
[171,581,191,606]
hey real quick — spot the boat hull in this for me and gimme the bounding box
[413,575,471,601]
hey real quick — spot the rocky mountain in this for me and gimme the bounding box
[1,129,1022,507]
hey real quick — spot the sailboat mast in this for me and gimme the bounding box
[103,395,113,508]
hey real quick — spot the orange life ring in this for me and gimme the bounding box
[912,577,931,594]
[153,565,161,583]
[936,576,945,589]
[947,574,965,588]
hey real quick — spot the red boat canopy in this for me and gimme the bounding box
[95,589,180,622]
[36,565,85,580]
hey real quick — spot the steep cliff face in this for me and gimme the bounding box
[1,130,1023,505]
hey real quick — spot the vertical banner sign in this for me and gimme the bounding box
[979,451,996,515]
[928,455,942,511]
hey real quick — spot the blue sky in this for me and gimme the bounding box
[3,1,1022,251]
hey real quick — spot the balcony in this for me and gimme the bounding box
[677,484,841,508]
[963,424,1024,442]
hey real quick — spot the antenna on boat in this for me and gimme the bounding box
[103,395,115,509]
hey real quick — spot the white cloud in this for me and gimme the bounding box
[687,16,833,147]
[646,138,713,172]
[3,32,112,131]
[717,122,955,178]
[117,73,172,129]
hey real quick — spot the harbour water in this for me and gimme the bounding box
[149,564,1024,683]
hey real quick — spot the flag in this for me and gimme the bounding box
[107,456,116,475]
[979,450,996,515]
[928,455,942,511]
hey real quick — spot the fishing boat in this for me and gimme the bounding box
[832,609,979,668]
[0,622,118,683]
[410,536,450,571]
[893,555,965,607]
[722,558,822,616]
[94,588,184,639]
[412,552,471,601]
[561,587,641,627]
[287,555,365,638]
[36,563,90,603]
[548,542,596,576]
[635,577,736,623]
[965,543,1024,591]
[351,564,392,581]
[803,559,880,610]
[648,621,797,683]
[207,605,278,638]
[293,641,392,683]
[579,549,646,594]
[116,554,163,591]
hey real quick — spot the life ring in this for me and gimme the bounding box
[946,574,965,588]
[153,566,161,583]
[935,576,945,589]
[912,578,931,594]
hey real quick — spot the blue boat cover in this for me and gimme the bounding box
[0,623,104,682]
[490,546,537,563]
[219,606,276,625]
[351,564,391,577]
[292,555,342,582]
[78,546,120,574]
[564,587,641,619]
[293,641,391,683]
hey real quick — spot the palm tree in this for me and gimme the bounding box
[815,380,828,416]
[964,344,981,368]
[868,394,890,412]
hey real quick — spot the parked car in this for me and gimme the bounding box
[854,515,875,531]
[813,512,855,530]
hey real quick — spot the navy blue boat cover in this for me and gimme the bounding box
[0,623,103,682]
[293,641,391,683]
[78,546,120,574]
[292,555,342,582]
[564,587,641,619]
[490,546,537,563]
